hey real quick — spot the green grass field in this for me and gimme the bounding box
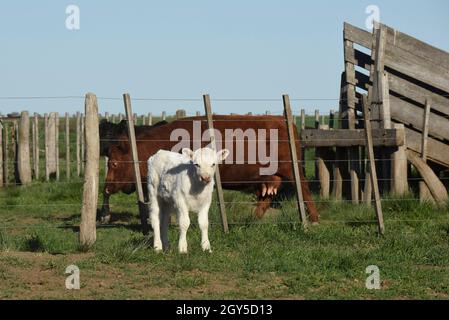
[1,115,449,299]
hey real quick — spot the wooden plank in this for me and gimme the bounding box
[33,113,39,179]
[123,93,150,235]
[301,129,404,147]
[407,150,448,205]
[344,46,373,70]
[404,127,449,168]
[383,23,449,71]
[65,112,70,179]
[55,113,60,181]
[283,94,308,227]
[0,123,3,187]
[80,93,99,247]
[388,72,449,117]
[363,96,385,235]
[385,44,449,94]
[76,112,81,177]
[203,94,229,233]
[391,123,408,196]
[2,123,8,185]
[344,22,372,48]
[18,111,32,185]
[389,95,449,142]
[419,99,433,202]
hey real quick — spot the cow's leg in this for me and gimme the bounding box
[198,203,211,252]
[176,202,190,254]
[150,199,162,252]
[160,204,171,251]
[254,175,282,218]
[99,190,111,224]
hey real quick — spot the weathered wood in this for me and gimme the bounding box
[344,22,371,48]
[391,124,408,196]
[123,94,150,235]
[81,114,85,173]
[301,128,403,147]
[344,46,372,70]
[300,109,306,131]
[0,123,3,187]
[317,124,331,199]
[363,169,372,206]
[31,121,36,181]
[33,113,39,179]
[389,95,449,142]
[162,111,166,121]
[283,94,308,226]
[141,115,145,126]
[45,113,57,180]
[17,112,32,185]
[148,113,152,125]
[363,96,385,235]
[111,114,116,124]
[65,113,70,179]
[55,113,60,181]
[407,150,448,205]
[388,72,449,117]
[203,94,229,233]
[44,113,49,181]
[404,127,449,168]
[76,112,81,177]
[2,123,8,185]
[104,112,110,122]
[80,93,100,247]
[419,100,433,202]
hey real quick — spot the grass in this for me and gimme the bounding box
[1,115,449,299]
[1,178,449,299]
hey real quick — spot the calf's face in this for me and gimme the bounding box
[182,148,230,184]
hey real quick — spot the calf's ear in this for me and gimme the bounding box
[217,149,230,161]
[182,148,194,160]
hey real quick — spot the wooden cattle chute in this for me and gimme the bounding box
[301,21,449,207]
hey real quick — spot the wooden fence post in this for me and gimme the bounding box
[44,113,49,181]
[203,94,229,233]
[45,113,57,180]
[55,113,60,181]
[283,95,308,227]
[0,122,3,187]
[81,114,85,174]
[419,99,433,202]
[363,96,385,235]
[33,113,39,179]
[2,123,8,185]
[391,123,408,196]
[104,112,110,122]
[17,111,32,185]
[162,111,166,121]
[148,113,152,125]
[112,114,116,124]
[123,94,150,235]
[80,93,100,247]
[65,112,71,179]
[76,112,81,176]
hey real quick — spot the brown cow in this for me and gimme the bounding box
[101,115,318,226]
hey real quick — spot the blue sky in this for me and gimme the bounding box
[1,0,448,116]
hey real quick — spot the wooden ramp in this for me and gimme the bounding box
[342,22,449,169]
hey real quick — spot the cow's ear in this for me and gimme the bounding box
[217,149,230,161]
[182,148,194,160]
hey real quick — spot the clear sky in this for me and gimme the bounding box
[1,0,448,116]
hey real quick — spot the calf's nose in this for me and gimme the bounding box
[201,176,211,184]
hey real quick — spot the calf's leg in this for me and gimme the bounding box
[149,199,163,252]
[198,204,211,252]
[99,190,111,224]
[160,204,171,251]
[177,202,190,254]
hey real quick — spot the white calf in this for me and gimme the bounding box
[147,147,230,253]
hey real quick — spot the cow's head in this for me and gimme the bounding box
[99,120,128,156]
[104,142,136,195]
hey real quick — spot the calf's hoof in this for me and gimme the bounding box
[201,240,211,253]
[178,242,188,254]
[154,241,163,252]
